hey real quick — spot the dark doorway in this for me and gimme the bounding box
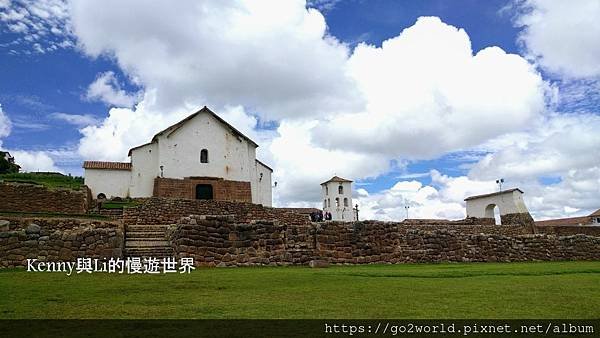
[195,184,214,200]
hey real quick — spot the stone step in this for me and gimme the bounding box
[125,240,170,247]
[124,249,174,258]
[124,247,173,253]
[126,225,169,232]
[126,231,167,239]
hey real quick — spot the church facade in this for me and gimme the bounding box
[83,106,273,206]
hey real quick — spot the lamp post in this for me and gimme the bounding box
[404,205,410,219]
[354,204,359,221]
[496,178,504,192]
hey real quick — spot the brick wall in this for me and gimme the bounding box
[0,217,123,267]
[123,197,311,226]
[0,182,91,214]
[153,177,251,202]
[169,216,600,267]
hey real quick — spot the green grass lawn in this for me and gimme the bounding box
[1,261,599,319]
[0,172,83,190]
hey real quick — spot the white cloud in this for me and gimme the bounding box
[50,112,100,127]
[7,150,61,172]
[85,71,140,108]
[356,171,497,221]
[470,113,600,180]
[0,104,62,172]
[514,0,600,79]
[0,104,11,138]
[7,2,596,221]
[270,119,390,206]
[312,17,547,159]
[69,0,363,120]
[467,112,600,219]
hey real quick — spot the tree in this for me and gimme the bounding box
[0,151,21,174]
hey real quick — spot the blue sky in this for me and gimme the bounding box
[0,0,599,220]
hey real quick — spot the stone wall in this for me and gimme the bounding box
[123,197,311,226]
[0,217,123,268]
[501,212,535,227]
[168,215,315,266]
[153,177,252,202]
[169,216,600,267]
[0,182,91,214]
[96,208,124,220]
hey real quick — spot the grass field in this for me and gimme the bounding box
[0,172,83,190]
[1,261,599,319]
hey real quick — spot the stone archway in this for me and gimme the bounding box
[465,188,534,226]
[484,204,501,225]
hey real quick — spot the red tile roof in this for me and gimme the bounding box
[320,175,353,185]
[464,188,524,201]
[82,161,132,170]
[535,216,592,227]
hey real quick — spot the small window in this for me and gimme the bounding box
[327,198,331,207]
[200,149,209,163]
[335,197,339,207]
[325,186,329,195]
[338,185,343,194]
[323,199,327,209]
[344,198,348,207]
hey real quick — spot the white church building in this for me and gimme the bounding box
[321,176,354,221]
[83,106,273,206]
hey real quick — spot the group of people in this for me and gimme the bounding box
[309,210,332,222]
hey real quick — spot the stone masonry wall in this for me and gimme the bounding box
[153,177,252,203]
[123,197,311,226]
[169,216,600,267]
[0,182,91,214]
[0,217,123,267]
[168,215,314,266]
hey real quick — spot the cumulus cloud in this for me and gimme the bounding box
[270,119,390,205]
[69,0,362,120]
[0,104,62,172]
[468,112,600,219]
[471,113,600,180]
[85,71,141,108]
[5,1,597,220]
[7,150,61,172]
[513,0,600,79]
[356,171,497,221]
[358,112,600,221]
[0,104,11,138]
[312,17,547,159]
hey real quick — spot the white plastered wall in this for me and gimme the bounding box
[322,181,354,221]
[84,169,131,198]
[156,113,255,182]
[129,142,159,198]
[465,190,530,218]
[254,161,273,206]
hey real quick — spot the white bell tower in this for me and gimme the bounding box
[321,176,354,221]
